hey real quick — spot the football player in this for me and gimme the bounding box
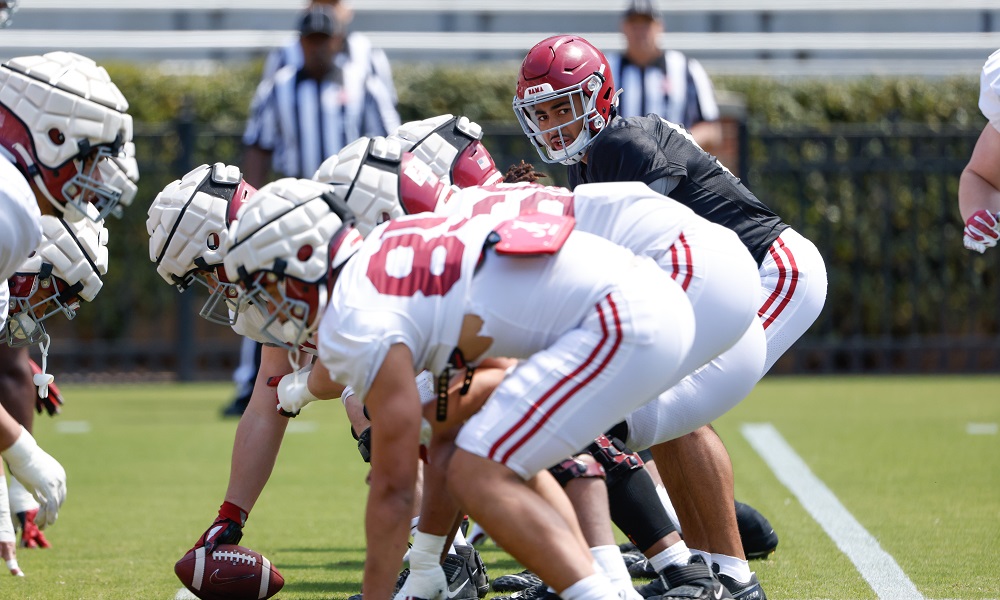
[146,163,326,556]
[224,172,700,600]
[512,35,828,599]
[315,139,768,599]
[959,49,1000,253]
[0,49,131,574]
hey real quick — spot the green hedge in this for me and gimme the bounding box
[78,62,986,352]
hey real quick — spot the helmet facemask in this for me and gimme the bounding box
[16,135,128,222]
[241,270,328,350]
[187,261,245,327]
[514,73,608,166]
[4,268,83,346]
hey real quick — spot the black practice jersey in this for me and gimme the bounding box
[567,114,787,265]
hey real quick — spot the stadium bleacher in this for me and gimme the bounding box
[5,1,1000,76]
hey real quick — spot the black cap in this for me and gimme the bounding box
[624,0,660,20]
[299,5,344,38]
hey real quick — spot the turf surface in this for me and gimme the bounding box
[3,375,997,599]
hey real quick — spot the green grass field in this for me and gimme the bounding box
[2,375,997,599]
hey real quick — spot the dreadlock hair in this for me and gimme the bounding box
[503,160,548,184]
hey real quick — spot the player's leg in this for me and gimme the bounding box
[452,268,695,597]
[620,314,767,598]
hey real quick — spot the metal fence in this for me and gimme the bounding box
[39,117,993,381]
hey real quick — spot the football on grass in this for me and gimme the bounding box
[174,544,284,600]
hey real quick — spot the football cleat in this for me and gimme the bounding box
[455,543,490,598]
[495,582,560,600]
[635,576,667,599]
[627,557,658,579]
[735,501,778,560]
[491,569,543,593]
[656,557,733,600]
[442,553,479,600]
[714,568,766,600]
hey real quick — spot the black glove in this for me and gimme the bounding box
[357,426,372,463]
[192,515,244,554]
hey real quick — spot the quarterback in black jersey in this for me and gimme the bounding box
[514,34,828,600]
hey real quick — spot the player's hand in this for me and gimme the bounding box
[273,365,319,417]
[192,515,244,554]
[963,209,1000,253]
[0,429,66,529]
[29,359,64,416]
[0,542,23,577]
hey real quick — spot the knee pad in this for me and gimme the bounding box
[548,455,606,487]
[586,434,644,488]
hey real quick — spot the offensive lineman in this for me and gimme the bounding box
[512,35,828,599]
[223,177,699,600]
[0,49,132,574]
[313,137,766,599]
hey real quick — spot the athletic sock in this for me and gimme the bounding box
[561,573,619,600]
[712,553,752,583]
[690,548,712,566]
[649,540,691,572]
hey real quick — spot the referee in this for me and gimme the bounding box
[607,0,722,153]
[224,4,400,417]
[241,4,399,186]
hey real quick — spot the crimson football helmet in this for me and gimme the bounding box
[513,35,620,165]
[0,51,133,221]
[223,178,362,349]
[389,114,502,188]
[313,136,454,236]
[147,163,257,326]
[4,205,108,346]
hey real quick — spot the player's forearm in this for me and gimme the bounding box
[224,347,293,510]
[958,168,1000,221]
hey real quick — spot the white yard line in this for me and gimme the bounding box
[741,422,925,600]
[965,422,998,435]
[54,420,91,434]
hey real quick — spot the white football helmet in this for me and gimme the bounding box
[389,114,502,188]
[0,1,18,28]
[0,51,133,221]
[223,178,362,349]
[4,204,109,345]
[313,136,455,236]
[146,163,256,325]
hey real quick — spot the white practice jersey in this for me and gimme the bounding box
[980,49,1000,131]
[444,181,700,263]
[0,158,42,282]
[0,159,42,321]
[318,211,638,401]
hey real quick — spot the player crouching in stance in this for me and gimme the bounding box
[223,174,698,600]
[316,139,763,600]
[0,49,133,570]
[146,164,341,559]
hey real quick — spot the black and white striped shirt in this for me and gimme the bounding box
[243,34,400,178]
[608,49,719,129]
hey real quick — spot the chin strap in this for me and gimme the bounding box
[435,348,475,422]
[32,334,54,399]
[287,345,302,382]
